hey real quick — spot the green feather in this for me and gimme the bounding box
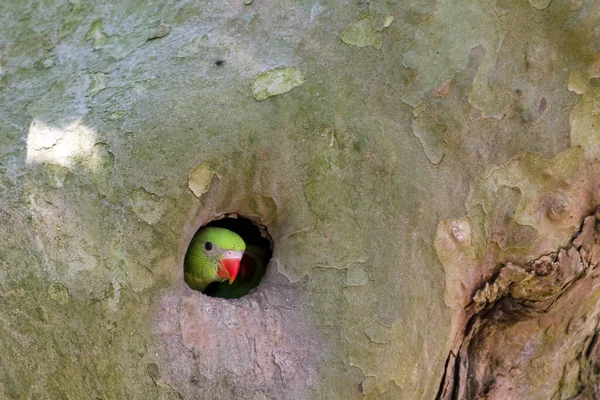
[184,227,246,292]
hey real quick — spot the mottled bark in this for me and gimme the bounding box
[1,0,600,399]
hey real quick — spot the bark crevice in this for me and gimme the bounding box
[438,210,600,399]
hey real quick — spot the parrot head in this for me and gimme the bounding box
[184,227,246,291]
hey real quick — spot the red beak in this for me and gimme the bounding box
[218,257,241,284]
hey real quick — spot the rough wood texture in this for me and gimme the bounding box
[1,0,600,398]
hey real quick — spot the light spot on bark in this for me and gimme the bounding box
[567,70,589,95]
[341,15,382,49]
[383,15,394,28]
[188,162,214,198]
[251,67,305,101]
[528,0,552,9]
[85,19,108,49]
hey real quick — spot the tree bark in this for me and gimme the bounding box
[1,0,599,399]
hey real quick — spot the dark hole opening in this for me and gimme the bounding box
[184,215,272,299]
[590,78,600,88]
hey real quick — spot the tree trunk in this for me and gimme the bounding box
[1,0,599,399]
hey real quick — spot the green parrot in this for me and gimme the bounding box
[184,227,246,292]
[204,244,269,298]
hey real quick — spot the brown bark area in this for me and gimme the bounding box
[439,213,600,399]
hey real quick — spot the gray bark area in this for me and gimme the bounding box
[1,0,600,399]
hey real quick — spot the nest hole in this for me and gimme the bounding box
[184,215,272,299]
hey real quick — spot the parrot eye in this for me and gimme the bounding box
[204,242,213,251]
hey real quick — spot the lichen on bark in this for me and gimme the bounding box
[2,0,600,398]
